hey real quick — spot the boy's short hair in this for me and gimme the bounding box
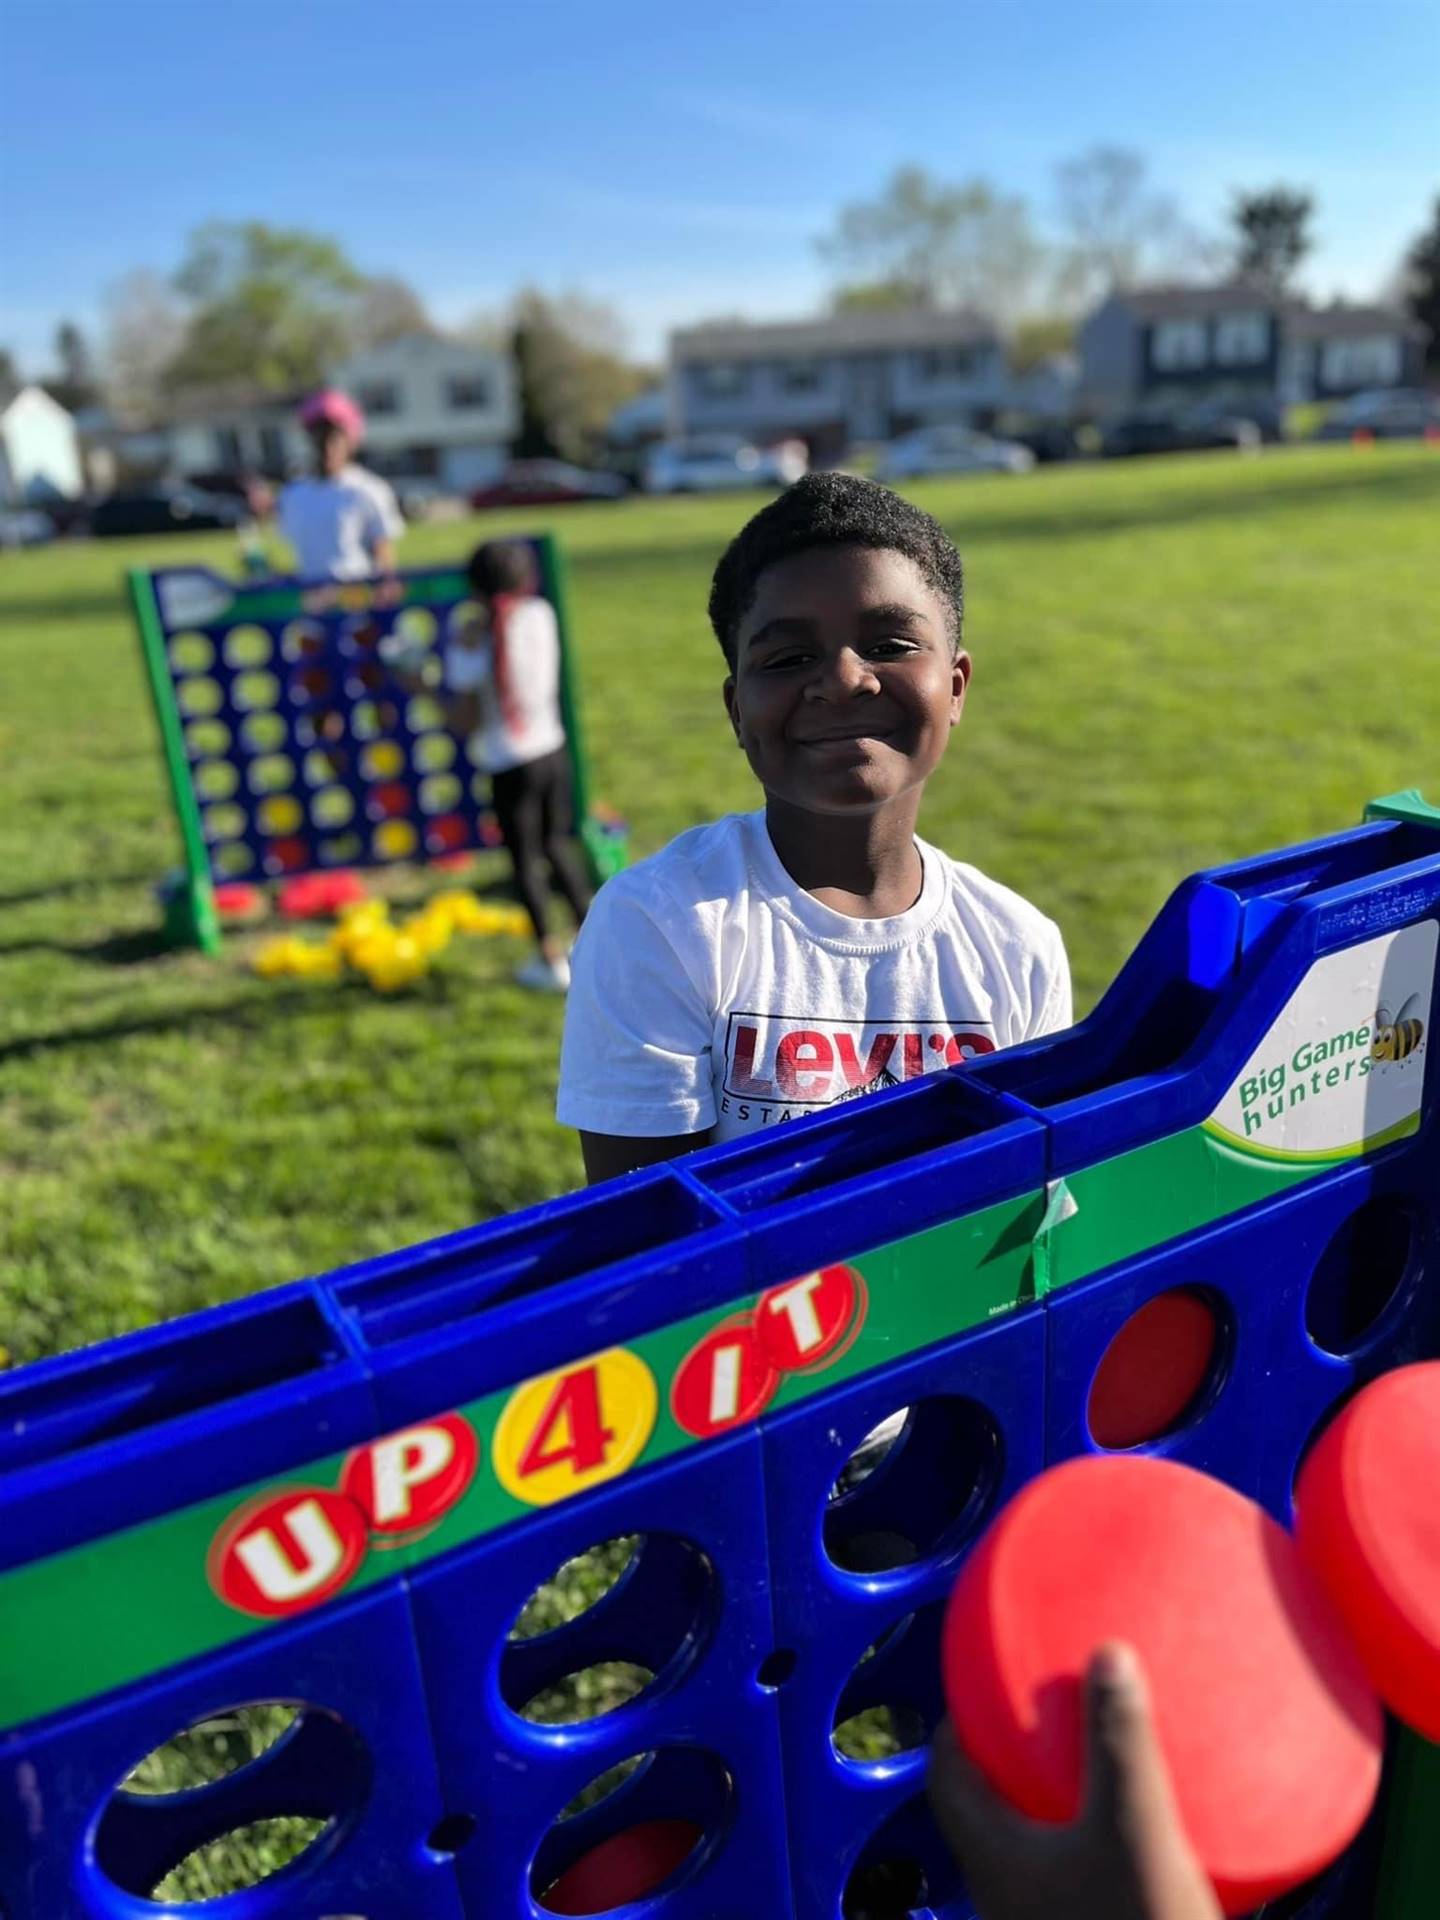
[467,539,538,598]
[708,472,964,666]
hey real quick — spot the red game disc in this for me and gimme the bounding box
[539,1819,701,1915]
[1087,1289,1221,1449]
[1295,1362,1440,1742]
[212,882,266,921]
[278,871,367,918]
[942,1456,1382,1915]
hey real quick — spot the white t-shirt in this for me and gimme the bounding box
[277,465,403,581]
[443,596,567,773]
[558,810,1071,1143]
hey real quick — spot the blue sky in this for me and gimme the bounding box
[2,0,1436,376]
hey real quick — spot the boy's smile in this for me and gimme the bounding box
[725,545,969,819]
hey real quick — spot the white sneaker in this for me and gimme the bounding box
[516,954,570,993]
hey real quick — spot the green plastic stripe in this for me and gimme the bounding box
[128,569,220,955]
[0,1186,1040,1730]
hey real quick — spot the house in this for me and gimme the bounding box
[1078,284,1427,417]
[1280,303,1429,404]
[0,385,83,505]
[668,307,1041,460]
[327,334,517,492]
[157,335,518,494]
[162,381,310,481]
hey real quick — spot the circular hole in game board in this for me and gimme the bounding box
[756,1649,797,1690]
[94,1702,368,1905]
[178,675,222,718]
[202,802,246,842]
[425,1811,478,1859]
[842,1856,931,1920]
[503,1535,712,1729]
[361,739,406,783]
[223,625,272,669]
[372,819,418,861]
[426,814,471,857]
[519,1662,656,1727]
[194,759,239,801]
[289,665,333,705]
[407,693,443,732]
[185,718,230,757]
[1305,1195,1419,1355]
[413,730,456,774]
[340,616,383,655]
[281,618,327,662]
[531,1748,728,1913]
[833,1704,928,1765]
[168,631,213,674]
[842,1793,958,1920]
[241,710,287,754]
[1087,1287,1230,1450]
[233,669,280,712]
[311,786,355,829]
[298,709,346,751]
[346,660,386,698]
[318,833,364,866]
[824,1397,1002,1577]
[214,842,255,877]
[247,754,296,796]
[420,772,462,815]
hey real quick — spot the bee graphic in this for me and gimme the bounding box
[1371,994,1426,1065]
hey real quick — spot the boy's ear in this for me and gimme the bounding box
[950,649,972,726]
[722,674,742,744]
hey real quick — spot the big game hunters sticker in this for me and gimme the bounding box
[1206,920,1437,1161]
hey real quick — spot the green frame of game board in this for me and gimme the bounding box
[129,535,625,953]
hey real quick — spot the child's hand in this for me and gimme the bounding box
[927,1644,1221,1920]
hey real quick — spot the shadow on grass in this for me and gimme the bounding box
[0,871,158,910]
[0,588,145,624]
[0,980,373,1066]
[0,927,173,966]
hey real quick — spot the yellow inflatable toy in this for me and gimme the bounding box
[251,889,531,993]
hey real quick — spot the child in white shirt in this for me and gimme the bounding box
[277,389,404,583]
[559,473,1071,1183]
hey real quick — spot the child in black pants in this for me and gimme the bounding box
[441,541,592,991]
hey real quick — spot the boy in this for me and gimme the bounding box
[439,541,593,992]
[277,389,404,582]
[558,472,1071,1184]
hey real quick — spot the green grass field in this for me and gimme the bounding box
[2,444,1439,1897]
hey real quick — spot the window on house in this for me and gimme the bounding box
[355,383,399,416]
[1214,313,1269,366]
[1320,336,1401,388]
[1151,320,1209,371]
[779,358,822,392]
[214,427,243,469]
[446,374,491,410]
[694,362,750,399]
[918,346,978,381]
[258,426,285,471]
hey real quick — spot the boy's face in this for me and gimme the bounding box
[724,545,969,818]
[308,421,353,477]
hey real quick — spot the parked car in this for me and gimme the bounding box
[1315,389,1440,440]
[1101,410,1258,458]
[0,507,56,549]
[643,435,808,495]
[89,488,249,538]
[469,460,629,510]
[875,425,1035,481]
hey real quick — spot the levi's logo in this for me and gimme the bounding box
[722,1011,995,1107]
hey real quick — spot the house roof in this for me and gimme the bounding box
[672,305,998,362]
[1285,302,1426,340]
[156,380,306,426]
[1109,282,1286,320]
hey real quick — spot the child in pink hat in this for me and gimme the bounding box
[277,389,404,582]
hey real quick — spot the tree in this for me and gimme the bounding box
[1052,146,1186,305]
[103,269,186,422]
[47,321,98,410]
[351,276,434,349]
[1230,187,1314,295]
[1398,196,1440,373]
[0,346,17,393]
[507,290,648,462]
[166,221,365,393]
[818,166,1044,321]
[1008,316,1075,373]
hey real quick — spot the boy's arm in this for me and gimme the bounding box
[558,882,717,1179]
[579,1128,713,1185]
